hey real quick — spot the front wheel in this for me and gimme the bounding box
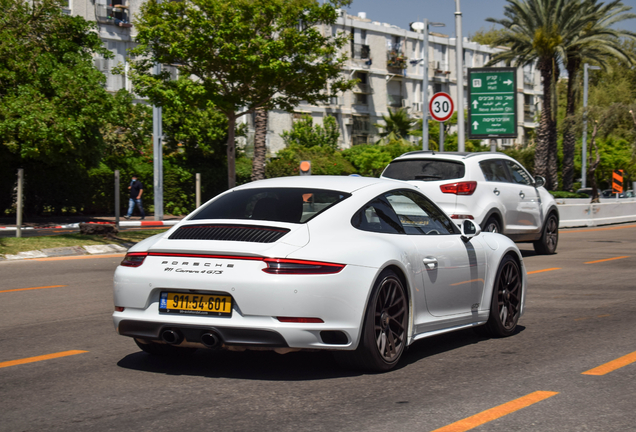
[533,213,558,255]
[334,269,408,372]
[478,255,523,338]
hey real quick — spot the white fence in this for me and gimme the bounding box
[557,198,636,228]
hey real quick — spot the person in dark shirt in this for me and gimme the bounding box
[124,175,145,219]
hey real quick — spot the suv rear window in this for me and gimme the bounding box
[382,159,465,181]
[190,188,350,224]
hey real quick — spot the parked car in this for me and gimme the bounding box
[575,188,601,198]
[381,151,559,254]
[113,176,527,372]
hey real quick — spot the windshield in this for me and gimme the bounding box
[383,159,465,181]
[190,188,351,224]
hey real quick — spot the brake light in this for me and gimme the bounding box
[450,214,474,220]
[120,252,148,267]
[262,258,345,275]
[440,181,477,195]
[277,317,324,323]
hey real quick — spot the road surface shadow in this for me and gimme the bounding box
[117,326,525,380]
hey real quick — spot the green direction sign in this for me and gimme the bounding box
[467,67,518,139]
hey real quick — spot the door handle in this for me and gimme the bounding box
[493,188,500,196]
[422,257,438,270]
[519,191,525,199]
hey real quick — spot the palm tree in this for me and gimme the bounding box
[374,107,416,143]
[487,0,593,190]
[251,108,268,181]
[561,0,636,190]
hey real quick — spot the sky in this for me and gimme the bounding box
[343,0,636,38]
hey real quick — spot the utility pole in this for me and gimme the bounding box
[16,169,23,238]
[581,63,600,189]
[455,0,465,151]
[153,63,164,221]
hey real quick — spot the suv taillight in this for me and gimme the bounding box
[440,181,477,195]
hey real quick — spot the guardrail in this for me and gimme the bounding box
[556,198,636,228]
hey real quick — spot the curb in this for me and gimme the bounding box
[1,244,129,261]
[0,220,179,231]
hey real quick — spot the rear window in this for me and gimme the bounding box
[383,159,465,181]
[190,188,351,224]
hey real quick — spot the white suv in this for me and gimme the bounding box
[381,151,559,254]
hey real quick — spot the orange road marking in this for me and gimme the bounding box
[582,351,636,376]
[32,253,125,262]
[527,268,561,275]
[561,224,636,234]
[585,256,629,264]
[0,285,66,294]
[0,350,88,369]
[430,391,559,432]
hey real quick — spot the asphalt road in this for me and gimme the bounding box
[1,224,635,432]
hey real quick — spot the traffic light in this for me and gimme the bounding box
[300,160,311,176]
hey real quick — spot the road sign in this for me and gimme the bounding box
[299,160,311,176]
[467,67,518,139]
[429,92,454,122]
[613,169,623,193]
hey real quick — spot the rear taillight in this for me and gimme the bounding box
[262,258,345,275]
[440,181,477,195]
[120,252,148,267]
[450,214,474,220]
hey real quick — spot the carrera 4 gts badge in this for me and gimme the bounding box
[160,260,233,274]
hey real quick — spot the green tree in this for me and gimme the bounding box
[561,0,636,191]
[487,0,594,190]
[374,108,417,143]
[280,115,340,150]
[128,0,354,189]
[470,26,511,47]
[0,0,116,214]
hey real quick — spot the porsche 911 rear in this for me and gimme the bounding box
[113,185,377,354]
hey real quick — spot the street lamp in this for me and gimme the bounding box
[581,63,601,189]
[411,20,445,151]
[454,0,465,152]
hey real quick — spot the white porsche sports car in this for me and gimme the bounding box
[113,176,526,372]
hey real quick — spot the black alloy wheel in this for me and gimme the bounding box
[334,269,408,372]
[373,274,408,363]
[483,216,501,233]
[479,255,522,337]
[533,213,558,254]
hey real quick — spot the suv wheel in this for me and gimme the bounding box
[533,213,558,254]
[483,216,501,233]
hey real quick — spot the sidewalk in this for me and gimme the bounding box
[0,214,185,231]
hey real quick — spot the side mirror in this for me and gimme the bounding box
[460,219,481,243]
[534,175,546,188]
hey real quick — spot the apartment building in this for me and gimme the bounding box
[65,1,542,153]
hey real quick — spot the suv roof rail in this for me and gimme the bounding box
[399,151,509,159]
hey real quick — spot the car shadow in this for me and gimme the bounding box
[117,326,526,380]
[399,325,527,369]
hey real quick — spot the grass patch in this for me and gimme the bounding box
[0,229,168,256]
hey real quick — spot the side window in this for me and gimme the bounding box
[351,197,405,234]
[479,160,510,182]
[385,190,459,235]
[506,160,533,185]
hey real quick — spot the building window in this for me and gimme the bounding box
[95,0,132,27]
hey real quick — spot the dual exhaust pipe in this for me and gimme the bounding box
[160,328,221,349]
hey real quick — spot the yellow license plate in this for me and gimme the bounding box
[160,292,232,316]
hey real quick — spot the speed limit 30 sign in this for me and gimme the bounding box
[429,92,454,122]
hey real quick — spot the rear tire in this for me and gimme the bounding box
[533,213,558,255]
[334,269,408,372]
[483,216,501,233]
[479,255,522,338]
[134,338,197,357]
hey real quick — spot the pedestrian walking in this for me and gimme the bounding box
[125,174,145,219]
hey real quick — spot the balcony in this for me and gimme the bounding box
[95,0,132,27]
[387,50,407,71]
[352,117,371,135]
[352,43,371,60]
[524,107,537,123]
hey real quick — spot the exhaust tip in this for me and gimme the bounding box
[160,329,182,345]
[201,332,221,348]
